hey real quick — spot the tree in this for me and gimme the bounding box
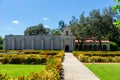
[69,14,87,50]
[24,23,50,35]
[112,0,120,28]
[69,7,118,50]
[51,29,61,36]
[58,20,66,32]
[0,36,3,49]
[0,36,3,44]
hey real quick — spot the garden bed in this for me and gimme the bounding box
[73,51,120,63]
[0,50,64,80]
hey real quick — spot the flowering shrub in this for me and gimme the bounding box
[73,51,120,63]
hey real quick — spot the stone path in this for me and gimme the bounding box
[62,53,100,80]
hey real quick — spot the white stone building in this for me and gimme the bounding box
[3,27,74,51]
[3,27,110,51]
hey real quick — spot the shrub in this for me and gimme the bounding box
[10,57,24,64]
[0,74,7,80]
[110,41,118,51]
[40,57,47,64]
[2,58,10,64]
[73,51,120,63]
[25,57,39,64]
[0,44,3,50]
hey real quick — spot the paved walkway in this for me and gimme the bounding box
[62,53,100,80]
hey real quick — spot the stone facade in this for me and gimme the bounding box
[3,27,110,51]
[3,27,74,51]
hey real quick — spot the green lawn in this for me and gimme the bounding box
[0,64,45,78]
[85,63,120,80]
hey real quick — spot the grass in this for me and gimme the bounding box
[0,64,45,78]
[85,63,120,80]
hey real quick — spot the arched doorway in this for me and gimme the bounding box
[103,45,107,51]
[65,45,69,52]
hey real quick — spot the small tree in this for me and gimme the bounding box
[112,0,120,28]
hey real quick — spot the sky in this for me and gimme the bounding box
[0,0,116,37]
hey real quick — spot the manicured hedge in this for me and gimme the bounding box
[73,51,120,63]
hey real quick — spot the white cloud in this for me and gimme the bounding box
[12,20,19,24]
[42,17,48,21]
[8,27,12,30]
[44,25,50,28]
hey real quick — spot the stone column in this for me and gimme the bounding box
[61,37,63,50]
[32,39,34,50]
[3,39,7,50]
[12,38,15,50]
[63,38,65,50]
[41,39,44,50]
[22,39,25,50]
[51,39,53,50]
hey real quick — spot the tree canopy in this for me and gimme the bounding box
[24,23,50,35]
[69,7,119,50]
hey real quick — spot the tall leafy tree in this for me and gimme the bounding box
[58,20,66,32]
[24,23,50,35]
[69,15,87,50]
[69,7,118,50]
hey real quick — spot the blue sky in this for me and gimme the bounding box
[0,0,116,37]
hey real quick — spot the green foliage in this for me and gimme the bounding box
[0,50,64,79]
[69,7,118,50]
[85,64,120,80]
[0,36,3,44]
[110,41,118,51]
[73,51,120,62]
[58,20,66,32]
[0,36,3,50]
[0,44,3,50]
[51,29,61,36]
[24,23,50,35]
[112,0,120,28]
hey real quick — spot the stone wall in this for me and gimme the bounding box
[3,35,74,51]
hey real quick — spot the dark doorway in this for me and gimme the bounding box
[65,45,69,52]
[103,45,107,51]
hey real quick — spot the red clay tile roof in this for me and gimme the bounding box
[75,40,110,43]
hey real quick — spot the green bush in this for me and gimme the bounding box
[0,44,3,50]
[25,57,39,64]
[110,41,118,51]
[2,58,10,64]
[73,51,120,63]
[10,57,24,64]
[40,57,47,64]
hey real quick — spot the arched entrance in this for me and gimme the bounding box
[103,45,107,51]
[65,45,69,52]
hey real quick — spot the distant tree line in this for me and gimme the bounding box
[24,23,61,36]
